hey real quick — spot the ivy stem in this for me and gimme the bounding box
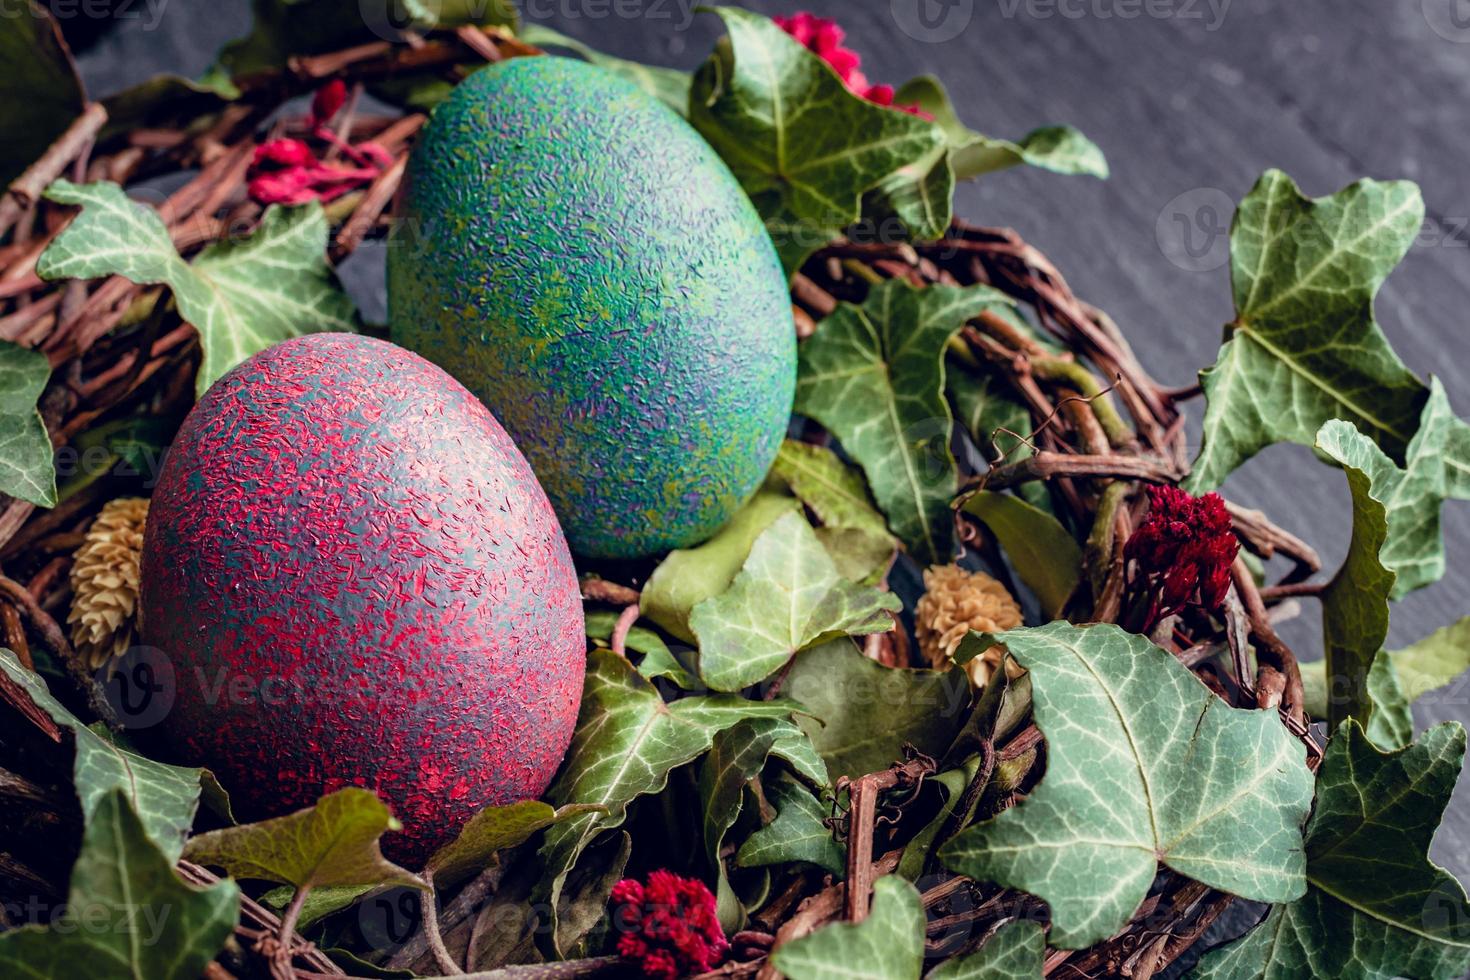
[1028,356,1134,448]
[1085,481,1132,614]
[415,870,459,975]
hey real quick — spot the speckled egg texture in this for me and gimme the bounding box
[387,55,796,560]
[139,333,585,864]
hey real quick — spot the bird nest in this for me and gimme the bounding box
[0,18,1329,980]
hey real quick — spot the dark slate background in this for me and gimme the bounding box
[59,0,1470,879]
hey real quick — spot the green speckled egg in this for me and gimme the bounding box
[388,56,795,560]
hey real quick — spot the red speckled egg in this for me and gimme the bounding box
[140,333,585,864]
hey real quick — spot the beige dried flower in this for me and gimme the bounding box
[915,563,1023,687]
[68,497,149,674]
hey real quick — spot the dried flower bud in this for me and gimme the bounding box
[774,11,930,117]
[609,870,727,979]
[310,78,349,128]
[915,563,1023,687]
[252,138,317,171]
[68,497,149,674]
[1125,485,1239,631]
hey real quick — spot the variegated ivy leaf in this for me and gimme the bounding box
[520,26,689,116]
[772,876,926,980]
[0,341,56,506]
[929,919,1046,980]
[0,790,239,980]
[1189,722,1470,980]
[535,649,796,956]
[689,7,945,274]
[1321,381,1470,599]
[690,512,900,692]
[0,651,202,862]
[38,180,357,396]
[1187,170,1427,491]
[737,776,844,877]
[940,622,1314,948]
[183,787,422,891]
[699,718,786,930]
[769,440,897,583]
[894,75,1108,182]
[1316,420,1399,729]
[795,280,1012,564]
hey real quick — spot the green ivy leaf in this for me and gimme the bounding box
[737,776,844,877]
[1188,170,1427,491]
[1316,419,1399,729]
[641,490,800,643]
[769,440,893,545]
[183,787,422,890]
[0,651,203,862]
[426,801,601,891]
[961,491,1081,618]
[895,761,975,881]
[0,341,56,507]
[1189,721,1470,980]
[38,181,358,396]
[783,640,970,782]
[1365,650,1415,751]
[209,0,516,82]
[1391,616,1470,703]
[699,718,786,930]
[0,3,84,187]
[691,512,900,691]
[772,875,925,980]
[0,790,239,980]
[688,7,945,274]
[894,76,1108,181]
[928,919,1045,980]
[862,148,955,243]
[520,28,689,116]
[535,649,797,955]
[941,622,1315,948]
[585,609,698,689]
[795,280,1012,564]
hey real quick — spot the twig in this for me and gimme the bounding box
[0,103,109,236]
[981,451,1180,490]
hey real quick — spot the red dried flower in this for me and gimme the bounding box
[310,78,349,128]
[774,12,929,117]
[609,870,728,979]
[247,83,391,207]
[1125,485,1238,631]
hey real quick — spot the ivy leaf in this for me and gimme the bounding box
[0,3,84,187]
[520,28,689,116]
[961,491,1081,618]
[737,776,844,877]
[0,790,239,980]
[0,651,202,862]
[894,76,1108,181]
[928,919,1046,980]
[795,280,1012,564]
[941,622,1315,948]
[1391,616,1470,703]
[783,640,971,782]
[699,718,786,930]
[1365,650,1414,751]
[896,762,975,881]
[183,787,422,891]
[1316,419,1399,729]
[38,180,358,396]
[0,341,56,507]
[209,0,516,82]
[770,440,893,544]
[772,875,925,980]
[688,7,945,274]
[535,649,797,955]
[1188,170,1428,491]
[641,490,800,643]
[691,512,900,691]
[1189,721,1470,980]
[425,801,602,891]
[585,609,698,689]
[862,149,955,243]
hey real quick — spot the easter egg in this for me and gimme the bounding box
[387,55,796,559]
[139,333,585,863]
